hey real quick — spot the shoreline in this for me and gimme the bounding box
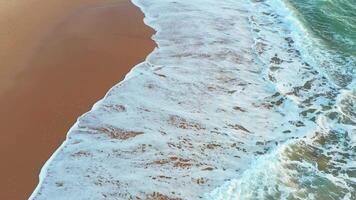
[30,39,152,200]
[0,0,155,199]
[25,0,355,199]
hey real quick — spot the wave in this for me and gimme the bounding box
[206,0,355,199]
[30,0,355,199]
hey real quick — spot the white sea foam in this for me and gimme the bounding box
[30,0,355,199]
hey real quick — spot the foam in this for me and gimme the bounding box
[30,0,355,199]
[206,0,355,198]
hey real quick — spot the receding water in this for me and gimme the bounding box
[207,0,355,199]
[31,0,355,199]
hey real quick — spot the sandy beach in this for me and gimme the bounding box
[0,0,154,199]
[2,0,353,199]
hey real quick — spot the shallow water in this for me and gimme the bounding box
[208,0,355,199]
[31,0,355,199]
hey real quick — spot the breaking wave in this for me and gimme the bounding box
[31,0,355,199]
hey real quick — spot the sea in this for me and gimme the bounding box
[31,0,355,199]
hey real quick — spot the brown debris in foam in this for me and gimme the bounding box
[138,107,152,113]
[169,115,205,130]
[193,177,208,185]
[227,124,251,133]
[86,125,144,140]
[151,175,172,180]
[150,156,193,169]
[270,53,284,65]
[108,130,144,140]
[154,72,167,78]
[202,167,214,171]
[55,182,64,187]
[103,104,126,112]
[233,106,246,112]
[206,143,221,149]
[71,150,92,158]
[146,192,182,200]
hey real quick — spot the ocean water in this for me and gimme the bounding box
[286,0,356,57]
[208,0,355,199]
[282,0,355,88]
[30,0,354,199]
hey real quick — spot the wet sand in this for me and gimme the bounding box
[0,0,155,199]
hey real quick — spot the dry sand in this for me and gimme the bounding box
[0,0,154,199]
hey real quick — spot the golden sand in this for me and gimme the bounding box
[0,0,154,199]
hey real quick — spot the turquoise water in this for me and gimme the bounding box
[285,0,356,88]
[286,0,356,57]
[207,0,356,199]
[239,0,356,199]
